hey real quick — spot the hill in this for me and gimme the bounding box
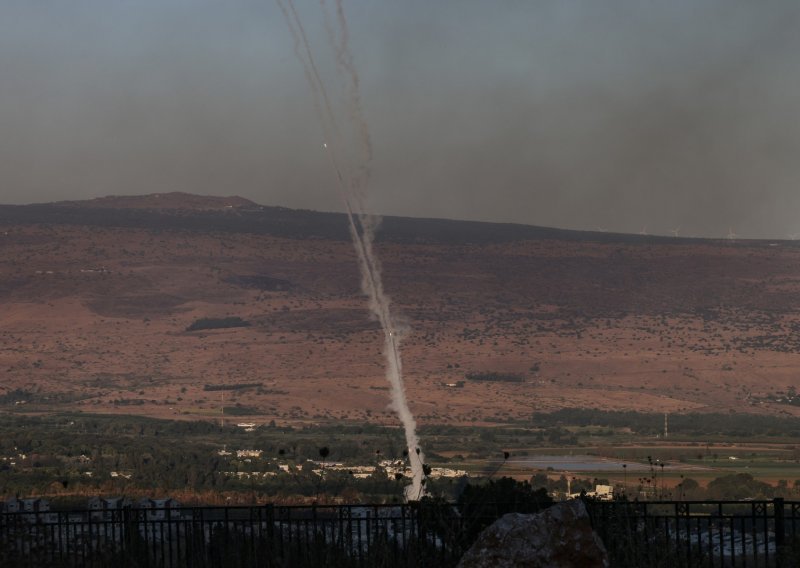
[54,192,259,211]
[1,193,799,426]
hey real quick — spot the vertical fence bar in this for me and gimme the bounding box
[774,497,785,552]
[337,505,344,554]
[160,511,166,567]
[250,506,257,566]
[764,501,771,567]
[751,502,759,568]
[687,504,695,567]
[740,511,747,567]
[359,504,365,561]
[194,507,203,568]
[302,517,309,564]
[58,511,65,566]
[176,513,183,568]
[718,503,725,567]
[165,513,171,567]
[399,504,406,566]
[266,503,275,563]
[279,506,287,561]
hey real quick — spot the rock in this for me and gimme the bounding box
[457,499,609,568]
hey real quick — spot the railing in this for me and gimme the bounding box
[0,504,462,568]
[2,500,799,567]
[586,498,800,567]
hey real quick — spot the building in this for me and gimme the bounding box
[87,496,132,520]
[138,498,181,521]
[4,497,57,523]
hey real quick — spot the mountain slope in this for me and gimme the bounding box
[1,193,798,425]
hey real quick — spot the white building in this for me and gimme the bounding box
[88,496,132,520]
[138,498,180,520]
[4,497,57,523]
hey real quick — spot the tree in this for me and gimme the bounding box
[457,477,554,542]
[676,477,701,499]
[530,473,549,489]
[706,474,773,500]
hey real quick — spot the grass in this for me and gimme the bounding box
[3,411,800,503]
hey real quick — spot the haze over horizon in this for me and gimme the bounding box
[2,1,800,238]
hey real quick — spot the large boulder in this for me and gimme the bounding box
[457,499,609,568]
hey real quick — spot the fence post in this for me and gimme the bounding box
[122,505,129,552]
[600,501,609,549]
[266,503,274,542]
[774,497,785,547]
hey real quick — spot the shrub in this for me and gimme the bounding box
[186,317,250,332]
[465,372,525,383]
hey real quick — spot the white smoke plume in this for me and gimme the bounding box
[276,0,426,499]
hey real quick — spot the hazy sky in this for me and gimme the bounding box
[2,1,800,238]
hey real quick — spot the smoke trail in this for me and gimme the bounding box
[320,0,373,192]
[276,0,426,499]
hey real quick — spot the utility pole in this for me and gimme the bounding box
[664,413,668,439]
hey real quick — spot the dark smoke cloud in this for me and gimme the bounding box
[1,1,799,238]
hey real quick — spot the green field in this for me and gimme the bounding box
[1,409,799,504]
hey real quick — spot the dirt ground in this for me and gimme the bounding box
[3,197,800,426]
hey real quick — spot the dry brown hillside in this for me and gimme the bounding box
[1,193,799,426]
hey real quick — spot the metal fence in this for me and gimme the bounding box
[0,504,462,568]
[2,500,800,567]
[586,498,800,567]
